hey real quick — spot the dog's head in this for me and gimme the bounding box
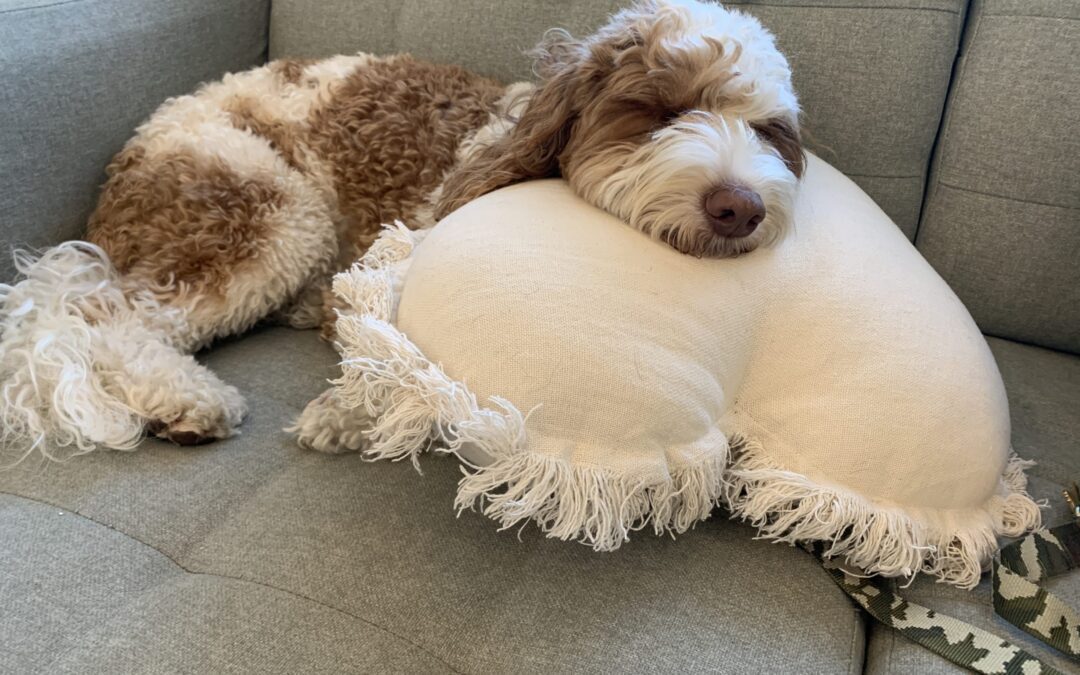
[436,0,803,257]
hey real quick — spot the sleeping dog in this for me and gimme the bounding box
[0,0,802,459]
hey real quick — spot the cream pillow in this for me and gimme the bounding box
[326,154,1040,588]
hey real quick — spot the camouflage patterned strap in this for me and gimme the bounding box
[808,530,1078,675]
[993,522,1080,659]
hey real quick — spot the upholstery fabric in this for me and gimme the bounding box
[0,495,452,673]
[334,155,1037,588]
[916,0,1080,354]
[268,0,968,237]
[0,0,270,282]
[0,1,1073,671]
[0,327,866,674]
[864,337,1080,675]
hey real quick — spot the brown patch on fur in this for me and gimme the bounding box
[227,97,306,170]
[308,54,504,265]
[319,283,346,341]
[271,58,317,85]
[436,2,747,218]
[87,146,284,300]
[86,54,505,342]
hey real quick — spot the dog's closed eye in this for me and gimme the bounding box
[660,109,686,123]
[648,109,688,134]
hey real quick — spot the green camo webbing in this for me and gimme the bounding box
[809,521,1079,674]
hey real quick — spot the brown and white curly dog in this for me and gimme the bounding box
[0,0,802,460]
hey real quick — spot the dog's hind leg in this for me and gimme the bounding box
[102,329,248,447]
[84,135,341,448]
[0,140,339,461]
[0,243,248,458]
[100,196,339,447]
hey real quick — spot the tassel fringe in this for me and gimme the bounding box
[723,437,1042,589]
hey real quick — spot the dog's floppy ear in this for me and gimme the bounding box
[434,31,587,220]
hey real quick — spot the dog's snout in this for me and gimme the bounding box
[704,187,766,238]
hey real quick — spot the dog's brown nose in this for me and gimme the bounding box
[704,186,766,238]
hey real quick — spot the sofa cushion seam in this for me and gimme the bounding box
[981,12,1079,22]
[0,0,91,16]
[924,0,982,238]
[0,489,464,675]
[936,181,1079,210]
[845,172,921,180]
[724,2,959,15]
[849,607,865,675]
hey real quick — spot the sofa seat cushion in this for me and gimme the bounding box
[0,326,865,673]
[865,337,1080,674]
[0,494,453,672]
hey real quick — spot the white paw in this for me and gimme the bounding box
[289,389,370,454]
[149,383,248,446]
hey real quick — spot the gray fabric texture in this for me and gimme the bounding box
[0,0,270,283]
[0,326,866,674]
[916,0,1080,354]
[0,495,452,673]
[864,336,1080,674]
[268,0,967,237]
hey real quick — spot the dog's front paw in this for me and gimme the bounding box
[289,388,369,454]
[148,384,248,446]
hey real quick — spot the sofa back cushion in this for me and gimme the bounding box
[269,0,968,238]
[915,0,1080,354]
[0,0,270,283]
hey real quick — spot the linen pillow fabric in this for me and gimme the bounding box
[327,154,1039,588]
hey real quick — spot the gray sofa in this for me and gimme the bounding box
[1,0,1077,672]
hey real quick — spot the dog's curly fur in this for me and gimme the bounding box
[88,53,507,351]
[0,0,802,460]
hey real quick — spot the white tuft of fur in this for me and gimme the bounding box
[723,437,1043,589]
[0,242,247,464]
[657,0,800,118]
[0,243,160,462]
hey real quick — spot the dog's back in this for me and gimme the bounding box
[0,53,505,459]
[89,53,504,349]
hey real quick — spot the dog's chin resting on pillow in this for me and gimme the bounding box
[295,153,1041,588]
